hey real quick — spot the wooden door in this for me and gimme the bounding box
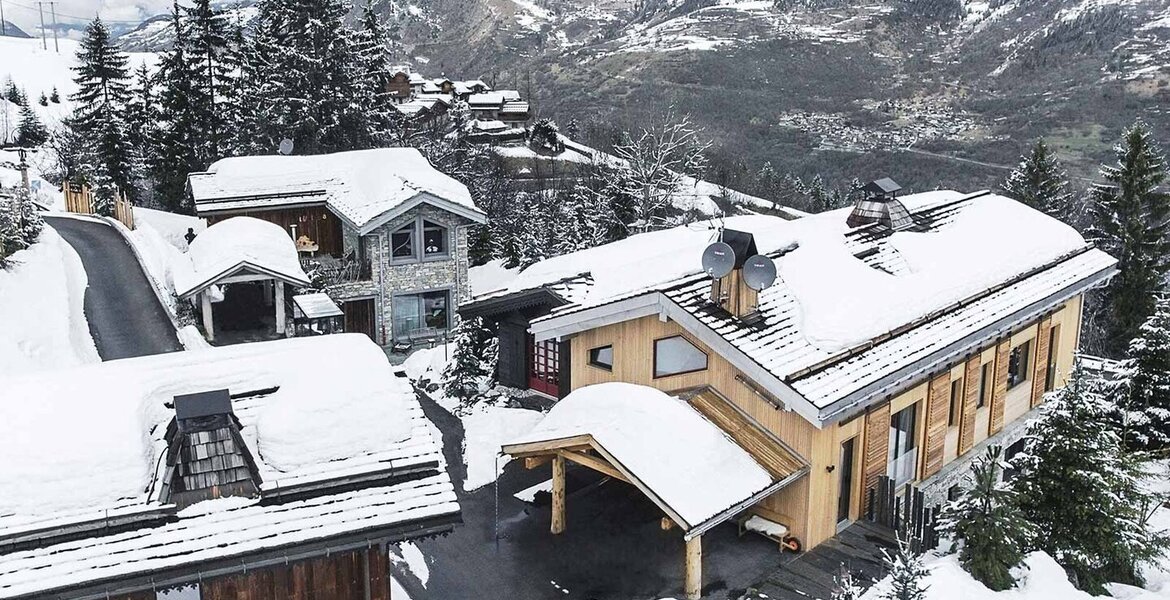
[838,437,856,525]
[343,299,376,342]
[528,336,560,396]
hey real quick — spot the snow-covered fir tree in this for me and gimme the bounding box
[1011,363,1169,593]
[70,17,139,209]
[152,3,201,211]
[938,446,1033,591]
[1111,297,1170,452]
[183,0,233,164]
[880,536,929,600]
[0,187,44,266]
[351,0,396,143]
[830,564,864,600]
[125,64,158,182]
[4,79,24,106]
[443,317,498,402]
[16,103,48,147]
[1001,138,1076,222]
[37,92,47,107]
[1088,121,1170,358]
[49,87,60,104]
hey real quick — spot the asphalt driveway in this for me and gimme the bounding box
[46,216,183,360]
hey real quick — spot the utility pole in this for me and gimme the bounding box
[49,2,57,52]
[1,0,7,37]
[37,2,46,50]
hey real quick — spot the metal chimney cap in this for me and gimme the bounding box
[174,389,233,420]
[862,178,902,197]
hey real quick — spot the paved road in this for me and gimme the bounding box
[46,216,183,360]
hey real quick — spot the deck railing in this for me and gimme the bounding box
[305,257,372,286]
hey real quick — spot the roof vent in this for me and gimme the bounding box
[847,178,913,230]
[161,390,261,509]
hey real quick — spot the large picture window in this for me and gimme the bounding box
[393,290,450,339]
[653,336,707,378]
[1007,340,1031,389]
[888,403,918,486]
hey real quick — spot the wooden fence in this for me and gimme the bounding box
[61,183,135,230]
[865,475,940,555]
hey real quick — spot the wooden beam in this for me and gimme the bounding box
[275,280,286,335]
[502,434,594,456]
[685,535,702,600]
[201,291,215,342]
[551,454,565,535]
[524,456,551,469]
[557,450,629,483]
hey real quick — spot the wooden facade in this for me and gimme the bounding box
[206,205,344,258]
[564,294,1085,550]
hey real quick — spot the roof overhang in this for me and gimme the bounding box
[356,191,487,236]
[459,287,568,319]
[178,261,312,300]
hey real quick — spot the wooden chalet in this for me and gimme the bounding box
[487,186,1116,599]
[0,335,460,600]
[187,148,487,346]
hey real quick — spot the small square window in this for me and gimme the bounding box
[589,345,613,370]
[1007,340,1031,389]
[391,223,415,259]
[423,220,447,257]
[654,336,707,378]
[977,362,993,408]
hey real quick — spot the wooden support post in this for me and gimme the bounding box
[685,535,702,600]
[551,454,565,534]
[201,291,215,341]
[275,280,286,335]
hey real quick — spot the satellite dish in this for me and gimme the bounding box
[701,242,735,279]
[277,138,294,155]
[743,254,778,291]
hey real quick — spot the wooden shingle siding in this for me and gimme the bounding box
[862,402,890,497]
[1031,318,1051,409]
[686,388,806,478]
[922,372,951,479]
[989,340,1010,435]
[201,547,382,600]
[958,356,980,455]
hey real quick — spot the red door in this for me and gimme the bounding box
[528,336,560,396]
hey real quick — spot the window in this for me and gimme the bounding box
[653,336,707,378]
[947,484,963,502]
[391,223,415,260]
[1007,340,1031,389]
[589,345,613,371]
[888,404,918,486]
[392,290,450,339]
[948,379,963,427]
[1045,325,1061,392]
[158,584,201,600]
[422,220,448,257]
[977,362,993,408]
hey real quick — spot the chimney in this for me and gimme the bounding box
[161,390,261,509]
[709,229,760,318]
[846,178,913,230]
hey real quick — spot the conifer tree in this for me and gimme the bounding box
[184,0,232,164]
[443,317,498,403]
[37,92,47,106]
[4,79,24,106]
[830,564,863,600]
[49,86,60,103]
[125,63,157,170]
[351,0,395,142]
[938,446,1033,591]
[153,3,201,212]
[1088,121,1170,357]
[1012,364,1169,592]
[1001,138,1075,222]
[1111,297,1170,452]
[880,537,929,600]
[16,103,48,147]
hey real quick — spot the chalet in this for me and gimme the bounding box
[187,148,487,346]
[0,334,460,600]
[489,185,1116,599]
[386,69,413,102]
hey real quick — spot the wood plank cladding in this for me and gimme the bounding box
[862,402,890,497]
[989,340,1010,435]
[958,356,980,455]
[921,373,952,479]
[201,546,386,600]
[686,387,805,478]
[207,205,344,258]
[1031,318,1052,409]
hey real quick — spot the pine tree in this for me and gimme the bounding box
[153,3,201,212]
[1012,364,1169,593]
[830,564,864,600]
[880,536,929,600]
[16,103,48,147]
[443,317,498,403]
[125,63,157,171]
[49,86,60,103]
[37,92,47,107]
[184,0,232,166]
[1087,121,1170,358]
[351,0,396,143]
[938,446,1033,591]
[1111,297,1170,452]
[1002,138,1076,221]
[4,79,24,106]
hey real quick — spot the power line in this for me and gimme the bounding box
[4,0,145,24]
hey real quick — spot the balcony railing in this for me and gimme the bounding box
[889,450,918,488]
[304,257,372,287]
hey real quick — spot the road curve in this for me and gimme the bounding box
[46,216,183,361]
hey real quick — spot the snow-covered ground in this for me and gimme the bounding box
[0,227,98,376]
[0,148,64,210]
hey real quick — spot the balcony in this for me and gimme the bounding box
[303,256,372,287]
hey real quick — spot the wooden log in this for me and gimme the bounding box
[551,454,565,535]
[558,449,629,483]
[524,456,551,469]
[685,535,702,600]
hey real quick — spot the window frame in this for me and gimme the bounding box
[391,288,452,340]
[652,334,709,379]
[389,222,416,263]
[588,344,614,371]
[389,216,451,265]
[1044,325,1060,392]
[1007,339,1032,390]
[947,378,963,427]
[421,219,450,259]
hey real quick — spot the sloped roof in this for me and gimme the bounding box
[173,217,311,299]
[188,148,485,234]
[503,383,805,535]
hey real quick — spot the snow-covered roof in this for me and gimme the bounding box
[504,383,796,532]
[0,334,457,598]
[188,148,486,234]
[293,292,344,319]
[468,92,504,107]
[173,216,310,298]
[522,191,1118,425]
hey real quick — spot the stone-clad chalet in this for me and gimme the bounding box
[470,186,1116,599]
[0,335,459,600]
[188,148,486,346]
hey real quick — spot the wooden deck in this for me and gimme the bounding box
[740,520,898,600]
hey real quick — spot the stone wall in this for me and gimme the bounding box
[917,410,1033,506]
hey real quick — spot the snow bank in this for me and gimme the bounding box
[128,220,189,315]
[461,404,544,491]
[468,258,519,296]
[780,193,1087,352]
[507,382,774,527]
[133,207,205,250]
[174,216,310,297]
[0,228,99,376]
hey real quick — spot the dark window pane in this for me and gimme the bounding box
[423,220,447,256]
[391,224,414,259]
[654,336,707,377]
[589,345,613,370]
[978,362,993,408]
[1008,340,1031,389]
[422,290,449,330]
[948,379,962,427]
